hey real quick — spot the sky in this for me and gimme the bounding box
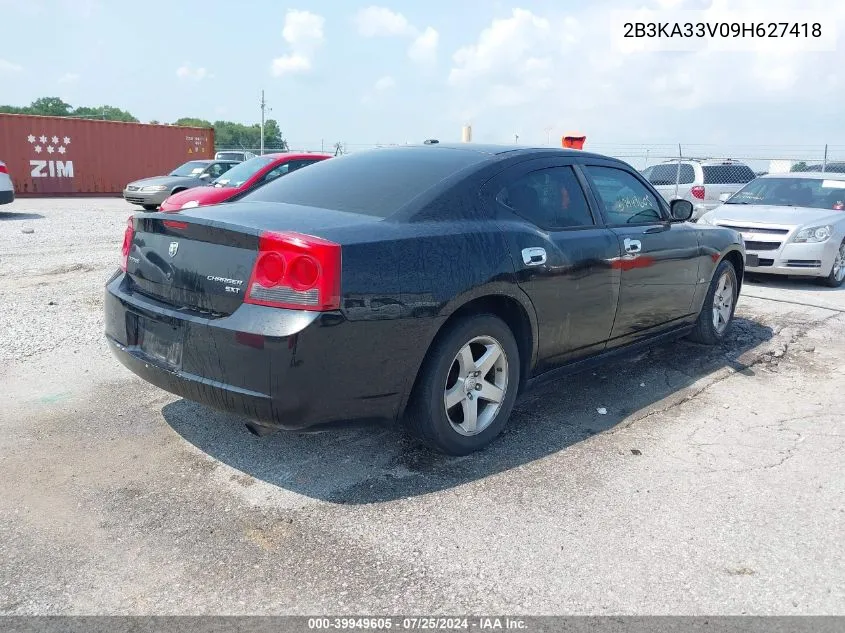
[1,0,844,160]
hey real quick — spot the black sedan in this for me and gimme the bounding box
[105,144,746,455]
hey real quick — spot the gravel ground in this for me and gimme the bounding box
[1,198,843,615]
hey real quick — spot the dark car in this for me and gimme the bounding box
[122,159,240,210]
[105,144,747,455]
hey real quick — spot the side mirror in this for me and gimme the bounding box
[719,193,732,203]
[670,199,694,222]
[199,173,212,180]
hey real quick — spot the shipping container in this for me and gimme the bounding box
[0,114,215,196]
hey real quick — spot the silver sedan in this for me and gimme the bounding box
[698,172,845,287]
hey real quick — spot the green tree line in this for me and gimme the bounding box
[0,97,287,150]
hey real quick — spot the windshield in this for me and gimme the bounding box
[216,152,245,161]
[212,156,276,187]
[169,161,208,177]
[726,177,845,210]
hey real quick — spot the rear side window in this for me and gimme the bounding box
[242,148,486,216]
[648,164,695,185]
[495,166,595,228]
[703,165,756,184]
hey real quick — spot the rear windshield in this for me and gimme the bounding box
[241,147,486,216]
[702,165,756,184]
[647,164,694,186]
[216,152,245,161]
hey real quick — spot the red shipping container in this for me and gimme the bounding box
[0,114,215,196]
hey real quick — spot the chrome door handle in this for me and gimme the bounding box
[522,247,547,266]
[624,238,642,254]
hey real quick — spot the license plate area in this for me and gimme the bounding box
[746,253,760,267]
[137,316,183,369]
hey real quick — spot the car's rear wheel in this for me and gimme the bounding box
[405,314,520,455]
[688,259,738,345]
[820,240,845,288]
[142,204,158,211]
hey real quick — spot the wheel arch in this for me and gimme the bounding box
[395,288,539,420]
[720,247,745,295]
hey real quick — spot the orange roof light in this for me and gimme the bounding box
[562,134,586,150]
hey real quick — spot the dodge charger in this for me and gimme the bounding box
[105,144,746,455]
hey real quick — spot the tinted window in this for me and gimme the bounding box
[205,162,232,178]
[584,166,663,225]
[702,165,756,184]
[648,163,695,185]
[496,166,594,228]
[242,148,486,216]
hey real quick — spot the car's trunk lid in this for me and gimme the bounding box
[125,201,384,315]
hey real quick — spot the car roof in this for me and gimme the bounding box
[760,171,845,180]
[653,158,751,166]
[380,142,627,165]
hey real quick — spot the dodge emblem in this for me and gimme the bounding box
[168,241,179,258]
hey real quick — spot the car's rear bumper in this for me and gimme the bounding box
[0,189,13,205]
[104,273,406,431]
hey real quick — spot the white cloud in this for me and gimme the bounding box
[445,0,845,147]
[374,75,396,92]
[0,59,23,73]
[58,72,79,84]
[355,6,414,37]
[271,9,325,76]
[355,6,439,66]
[408,27,439,65]
[176,64,212,81]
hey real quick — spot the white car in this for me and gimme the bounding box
[0,160,13,205]
[699,172,845,287]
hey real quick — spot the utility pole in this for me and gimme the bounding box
[514,134,519,144]
[544,127,552,145]
[259,90,267,155]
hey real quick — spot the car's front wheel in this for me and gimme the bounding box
[820,240,845,288]
[405,314,520,455]
[688,259,738,345]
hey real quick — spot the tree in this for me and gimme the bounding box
[29,97,72,116]
[791,161,808,172]
[262,119,287,150]
[71,105,138,122]
[174,117,212,128]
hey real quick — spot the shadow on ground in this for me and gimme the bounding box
[0,212,45,221]
[162,317,772,504]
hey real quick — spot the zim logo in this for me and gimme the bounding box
[30,160,74,178]
[26,133,74,178]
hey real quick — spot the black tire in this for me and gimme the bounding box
[819,240,845,287]
[171,188,186,195]
[142,204,158,211]
[404,314,521,456]
[687,259,738,345]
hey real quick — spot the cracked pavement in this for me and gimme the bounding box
[1,198,843,614]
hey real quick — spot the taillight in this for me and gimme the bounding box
[691,186,705,200]
[0,162,8,174]
[120,216,135,271]
[163,220,188,230]
[244,231,341,311]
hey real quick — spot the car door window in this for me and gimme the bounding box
[262,163,290,183]
[205,162,231,179]
[583,166,664,225]
[495,166,595,229]
[287,159,319,173]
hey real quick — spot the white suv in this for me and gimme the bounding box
[642,158,756,221]
[0,160,13,205]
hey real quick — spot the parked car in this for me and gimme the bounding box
[699,171,845,286]
[215,150,257,162]
[105,144,746,455]
[160,153,331,212]
[645,158,757,221]
[123,160,240,210]
[0,160,13,205]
